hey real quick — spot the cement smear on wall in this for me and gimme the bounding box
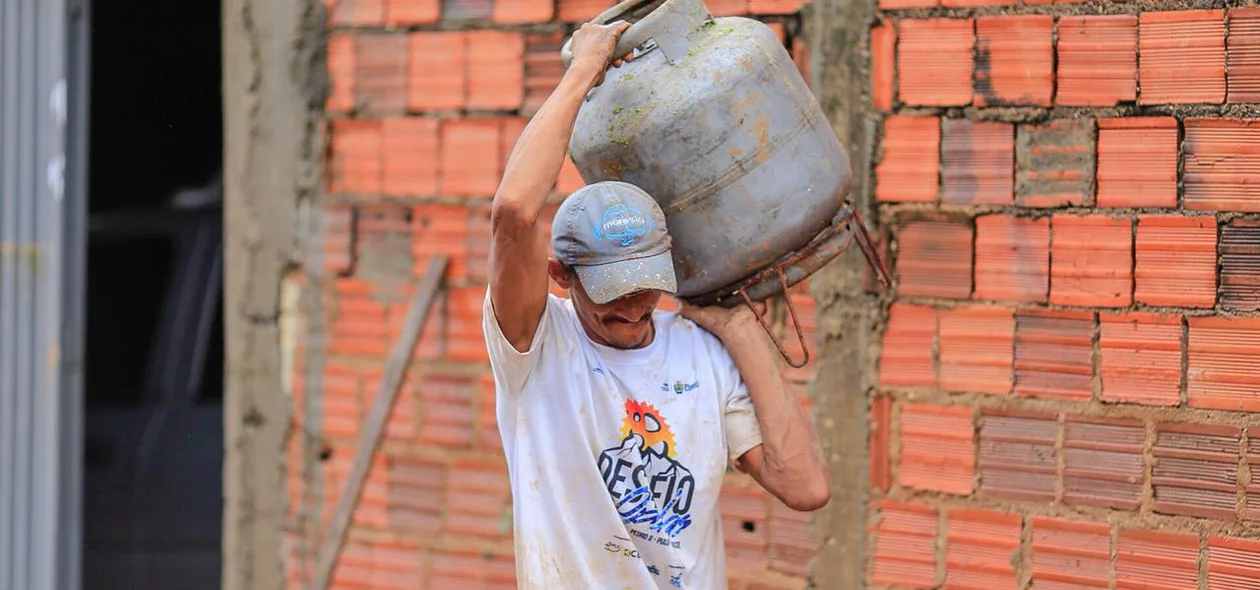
[804,0,885,586]
[223,0,329,586]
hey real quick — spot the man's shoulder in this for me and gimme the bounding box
[534,292,585,349]
[542,292,579,327]
[656,308,731,358]
[481,290,579,361]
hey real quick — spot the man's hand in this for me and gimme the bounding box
[567,21,635,87]
[679,300,766,339]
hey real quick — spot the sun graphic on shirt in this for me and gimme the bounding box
[620,399,678,458]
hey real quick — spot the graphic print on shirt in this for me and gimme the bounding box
[597,399,696,542]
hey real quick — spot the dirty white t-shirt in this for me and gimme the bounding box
[482,292,763,590]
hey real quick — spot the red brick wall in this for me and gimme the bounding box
[869,4,1260,588]
[287,1,822,589]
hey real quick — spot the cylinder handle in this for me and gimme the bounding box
[560,0,712,67]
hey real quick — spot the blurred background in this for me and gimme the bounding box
[2,0,1259,589]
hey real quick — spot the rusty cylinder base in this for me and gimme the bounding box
[683,201,890,309]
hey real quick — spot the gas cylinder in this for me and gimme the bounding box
[563,0,859,306]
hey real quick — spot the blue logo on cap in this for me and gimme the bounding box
[593,203,652,247]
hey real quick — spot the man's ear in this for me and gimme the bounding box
[547,258,573,288]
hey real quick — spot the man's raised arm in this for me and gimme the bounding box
[488,22,630,352]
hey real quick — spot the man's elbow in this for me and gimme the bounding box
[490,197,525,230]
[782,478,830,512]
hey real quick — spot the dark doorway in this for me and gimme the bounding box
[81,0,224,588]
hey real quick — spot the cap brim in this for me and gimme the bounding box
[573,250,677,305]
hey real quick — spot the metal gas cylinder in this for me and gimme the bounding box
[563,0,857,305]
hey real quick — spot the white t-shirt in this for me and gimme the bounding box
[482,292,763,590]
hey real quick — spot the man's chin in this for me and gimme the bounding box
[601,322,652,348]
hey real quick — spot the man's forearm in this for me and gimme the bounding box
[721,319,829,501]
[493,62,602,224]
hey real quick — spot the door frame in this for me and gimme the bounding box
[62,0,91,587]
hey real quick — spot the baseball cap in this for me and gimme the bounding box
[551,180,678,305]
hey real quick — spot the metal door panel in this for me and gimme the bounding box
[0,0,75,588]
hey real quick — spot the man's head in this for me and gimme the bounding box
[548,181,677,349]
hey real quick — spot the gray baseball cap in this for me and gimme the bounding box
[551,181,678,305]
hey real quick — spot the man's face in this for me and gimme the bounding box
[549,259,663,349]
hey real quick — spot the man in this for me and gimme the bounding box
[483,21,830,590]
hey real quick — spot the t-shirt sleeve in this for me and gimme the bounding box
[482,291,553,394]
[718,345,763,463]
